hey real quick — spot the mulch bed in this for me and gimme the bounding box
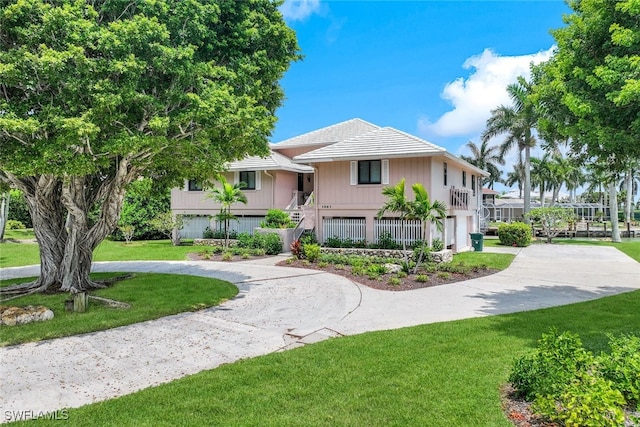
[275,258,500,291]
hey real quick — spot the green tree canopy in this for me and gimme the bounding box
[533,0,640,172]
[0,0,300,294]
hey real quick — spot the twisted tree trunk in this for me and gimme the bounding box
[1,159,136,297]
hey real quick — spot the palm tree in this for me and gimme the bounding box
[460,140,504,189]
[531,154,552,207]
[504,161,526,199]
[377,178,411,265]
[482,76,539,222]
[207,175,247,248]
[410,183,446,273]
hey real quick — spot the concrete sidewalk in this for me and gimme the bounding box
[1,244,639,420]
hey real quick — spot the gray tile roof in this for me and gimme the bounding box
[227,151,313,173]
[271,118,379,149]
[292,127,447,162]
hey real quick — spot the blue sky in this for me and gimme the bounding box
[273,0,570,188]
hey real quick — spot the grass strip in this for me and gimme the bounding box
[16,288,640,426]
[0,273,237,346]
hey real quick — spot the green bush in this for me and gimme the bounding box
[7,189,32,228]
[234,232,281,255]
[415,274,428,282]
[260,209,296,228]
[304,244,321,262]
[509,330,639,426]
[261,233,283,255]
[534,371,626,427]
[6,219,26,230]
[509,329,593,400]
[498,222,532,247]
[372,231,401,249]
[111,178,169,241]
[598,334,640,406]
[431,238,444,252]
[203,226,237,240]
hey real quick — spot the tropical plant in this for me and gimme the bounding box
[207,176,248,249]
[377,178,411,265]
[410,183,446,273]
[482,76,540,222]
[460,140,504,189]
[531,154,552,207]
[260,209,296,228]
[503,161,526,199]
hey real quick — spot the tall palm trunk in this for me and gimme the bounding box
[523,145,531,223]
[609,181,621,242]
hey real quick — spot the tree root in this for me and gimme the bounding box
[0,273,135,301]
[88,295,131,309]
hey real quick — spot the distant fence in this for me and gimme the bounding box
[374,219,422,245]
[322,217,366,243]
[181,215,264,238]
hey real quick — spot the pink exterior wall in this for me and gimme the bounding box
[171,170,301,216]
[273,171,298,209]
[314,156,482,247]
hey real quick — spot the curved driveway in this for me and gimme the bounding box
[1,244,639,420]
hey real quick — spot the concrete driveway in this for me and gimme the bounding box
[1,244,639,420]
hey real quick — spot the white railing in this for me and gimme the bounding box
[450,187,472,210]
[322,218,366,244]
[374,219,422,245]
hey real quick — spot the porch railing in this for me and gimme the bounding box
[450,187,472,210]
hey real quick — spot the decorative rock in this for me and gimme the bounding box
[384,263,403,274]
[431,249,453,263]
[0,305,54,326]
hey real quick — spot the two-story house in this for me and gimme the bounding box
[171,118,488,251]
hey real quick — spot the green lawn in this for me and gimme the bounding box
[18,288,640,426]
[0,273,237,346]
[0,238,197,268]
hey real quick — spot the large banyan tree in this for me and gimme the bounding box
[0,0,300,294]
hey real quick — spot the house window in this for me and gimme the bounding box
[239,171,256,190]
[443,162,448,186]
[471,175,476,196]
[188,179,203,191]
[358,160,381,184]
[462,171,467,188]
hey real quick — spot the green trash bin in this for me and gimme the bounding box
[470,233,484,252]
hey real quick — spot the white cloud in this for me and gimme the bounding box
[279,0,321,22]
[419,47,555,138]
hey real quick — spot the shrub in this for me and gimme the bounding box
[498,222,532,247]
[6,219,26,230]
[260,209,296,228]
[436,271,450,280]
[509,329,593,400]
[221,252,233,261]
[509,330,639,426]
[396,271,408,279]
[415,274,428,283]
[534,371,626,427]
[118,224,135,243]
[203,227,236,240]
[317,261,328,268]
[431,237,444,252]
[304,244,321,262]
[110,178,169,241]
[387,277,401,286]
[290,239,304,259]
[372,231,401,249]
[261,233,283,255]
[598,334,640,406]
[8,189,32,228]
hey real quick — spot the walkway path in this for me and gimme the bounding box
[1,244,639,420]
